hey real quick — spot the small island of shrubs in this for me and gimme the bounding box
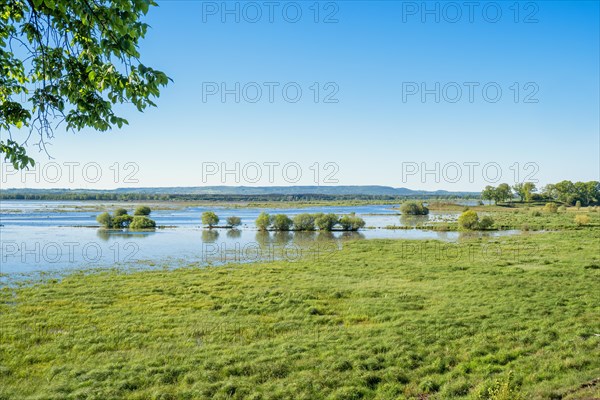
[400,201,429,215]
[256,212,365,231]
[96,206,156,230]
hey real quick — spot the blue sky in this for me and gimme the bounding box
[3,1,599,191]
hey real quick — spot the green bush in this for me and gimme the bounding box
[226,216,242,227]
[315,213,339,231]
[458,210,479,230]
[293,213,316,231]
[543,203,558,213]
[134,206,151,216]
[201,211,219,227]
[255,212,271,231]
[272,214,293,231]
[530,210,542,217]
[114,208,128,217]
[96,212,113,228]
[478,215,494,230]
[339,214,366,231]
[400,201,429,215]
[130,216,156,230]
[112,214,133,229]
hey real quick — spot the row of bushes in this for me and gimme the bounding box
[96,206,156,230]
[201,212,242,228]
[256,212,365,231]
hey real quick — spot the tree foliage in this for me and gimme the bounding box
[226,216,242,227]
[96,211,112,228]
[134,205,151,216]
[512,182,536,202]
[315,213,339,231]
[400,201,429,215]
[201,211,219,227]
[1,0,169,168]
[272,214,293,231]
[130,215,155,229]
[543,181,599,206]
[114,208,128,217]
[255,212,271,231]
[481,184,513,205]
[458,210,479,230]
[96,207,153,229]
[293,213,316,231]
[338,214,366,231]
[112,214,133,228]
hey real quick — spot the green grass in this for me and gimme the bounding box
[423,205,600,232]
[1,230,599,399]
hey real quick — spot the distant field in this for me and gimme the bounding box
[1,228,598,399]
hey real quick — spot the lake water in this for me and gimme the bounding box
[0,201,518,280]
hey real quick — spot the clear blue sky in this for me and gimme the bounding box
[3,1,599,191]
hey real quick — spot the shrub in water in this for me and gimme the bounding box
[134,206,151,216]
[272,214,293,231]
[293,213,316,231]
[130,216,156,230]
[201,211,219,227]
[112,214,133,229]
[315,213,339,231]
[339,214,366,231]
[226,216,242,227]
[114,208,128,217]
[96,212,113,228]
[400,201,429,215]
[255,212,271,231]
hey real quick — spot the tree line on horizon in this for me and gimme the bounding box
[0,192,475,202]
[481,180,599,206]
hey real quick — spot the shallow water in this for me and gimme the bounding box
[0,201,518,279]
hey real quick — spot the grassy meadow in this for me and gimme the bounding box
[1,222,599,399]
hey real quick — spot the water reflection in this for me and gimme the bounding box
[226,229,242,239]
[340,231,365,240]
[316,231,335,242]
[255,231,271,246]
[201,230,220,243]
[96,229,153,241]
[400,214,429,227]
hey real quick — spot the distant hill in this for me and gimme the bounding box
[0,186,478,196]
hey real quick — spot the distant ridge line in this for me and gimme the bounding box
[0,185,479,196]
